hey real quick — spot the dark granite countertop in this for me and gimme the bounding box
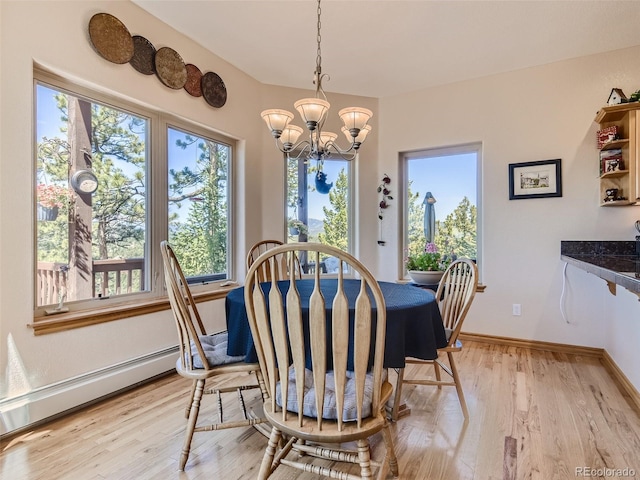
[560,241,640,295]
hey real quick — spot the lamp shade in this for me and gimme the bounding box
[281,124,304,145]
[261,109,294,134]
[338,107,373,131]
[294,98,330,127]
[319,131,338,149]
[342,124,372,144]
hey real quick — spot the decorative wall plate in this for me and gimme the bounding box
[129,35,156,75]
[154,47,187,89]
[201,71,227,108]
[88,13,134,64]
[184,64,203,97]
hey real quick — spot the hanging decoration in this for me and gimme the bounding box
[377,174,392,245]
[87,12,227,108]
[315,170,333,194]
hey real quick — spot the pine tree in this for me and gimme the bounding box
[318,169,348,251]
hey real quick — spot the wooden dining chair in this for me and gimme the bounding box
[246,239,302,282]
[160,241,268,471]
[392,258,478,420]
[244,242,399,479]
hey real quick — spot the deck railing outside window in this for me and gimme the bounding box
[36,258,144,306]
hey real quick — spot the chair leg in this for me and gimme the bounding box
[357,438,373,479]
[180,378,205,470]
[392,368,405,421]
[255,369,269,402]
[433,359,442,389]
[258,426,282,479]
[185,380,197,418]
[448,352,469,419]
[380,419,399,478]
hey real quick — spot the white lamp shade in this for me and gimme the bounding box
[294,98,330,125]
[319,131,338,149]
[338,107,373,131]
[261,109,294,132]
[355,124,372,143]
[281,124,304,145]
[342,124,371,144]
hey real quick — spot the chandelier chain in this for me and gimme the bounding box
[316,0,322,76]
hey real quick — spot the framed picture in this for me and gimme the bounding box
[604,158,623,173]
[508,159,562,200]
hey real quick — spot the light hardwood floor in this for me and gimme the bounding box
[2,340,639,479]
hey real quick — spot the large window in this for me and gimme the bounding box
[34,73,233,313]
[168,126,231,283]
[286,156,352,273]
[402,143,481,277]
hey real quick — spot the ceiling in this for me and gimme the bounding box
[132,0,640,99]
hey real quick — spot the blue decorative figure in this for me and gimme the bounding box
[315,170,333,194]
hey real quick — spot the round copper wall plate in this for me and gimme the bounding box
[154,47,187,89]
[201,72,227,108]
[129,35,156,75]
[184,64,203,97]
[88,13,134,64]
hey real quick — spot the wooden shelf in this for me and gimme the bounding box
[600,169,630,179]
[595,103,640,207]
[600,138,629,150]
[600,200,634,207]
[595,102,640,123]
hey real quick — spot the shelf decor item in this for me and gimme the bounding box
[508,159,562,200]
[597,125,618,149]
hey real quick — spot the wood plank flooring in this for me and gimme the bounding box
[2,340,639,479]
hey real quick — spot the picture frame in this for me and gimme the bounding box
[604,158,623,173]
[508,159,562,200]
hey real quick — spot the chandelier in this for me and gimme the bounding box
[260,0,373,162]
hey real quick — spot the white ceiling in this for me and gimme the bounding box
[132,0,640,99]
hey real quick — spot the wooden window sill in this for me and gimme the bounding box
[29,286,236,336]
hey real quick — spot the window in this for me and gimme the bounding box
[402,143,481,278]
[286,156,352,273]
[168,126,231,283]
[34,72,233,314]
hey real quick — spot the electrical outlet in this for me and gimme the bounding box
[512,304,521,316]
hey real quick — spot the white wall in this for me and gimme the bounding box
[378,45,640,386]
[1,0,639,437]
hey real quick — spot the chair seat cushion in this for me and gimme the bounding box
[275,367,381,421]
[182,331,246,369]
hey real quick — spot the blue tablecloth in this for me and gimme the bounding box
[225,279,447,369]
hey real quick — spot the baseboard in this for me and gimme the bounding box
[601,350,640,413]
[461,331,640,413]
[0,346,178,438]
[459,332,604,357]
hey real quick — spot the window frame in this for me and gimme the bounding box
[32,68,236,329]
[399,142,483,282]
[283,152,355,266]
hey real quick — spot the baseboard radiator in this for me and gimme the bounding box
[0,346,178,438]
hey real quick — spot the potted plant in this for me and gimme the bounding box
[288,219,308,236]
[405,242,452,285]
[37,183,71,221]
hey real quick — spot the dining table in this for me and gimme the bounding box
[225,278,447,369]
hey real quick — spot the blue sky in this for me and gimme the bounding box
[407,153,477,220]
